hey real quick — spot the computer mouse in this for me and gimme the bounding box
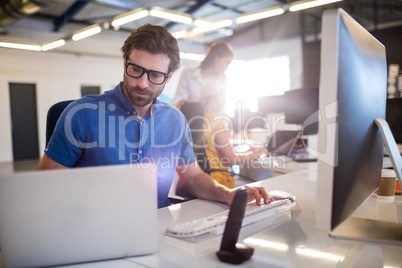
[268,190,296,202]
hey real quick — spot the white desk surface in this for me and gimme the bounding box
[2,163,401,268]
[127,168,402,268]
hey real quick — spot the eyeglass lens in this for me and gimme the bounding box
[126,64,166,85]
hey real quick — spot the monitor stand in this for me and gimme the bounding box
[329,217,402,245]
[329,119,402,245]
[375,119,402,187]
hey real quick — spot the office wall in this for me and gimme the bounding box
[0,49,123,162]
[0,36,303,163]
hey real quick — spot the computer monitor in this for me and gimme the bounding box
[257,95,285,115]
[284,88,319,135]
[316,8,402,244]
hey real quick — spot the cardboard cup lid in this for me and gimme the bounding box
[381,169,396,178]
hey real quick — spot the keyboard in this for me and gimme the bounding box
[166,198,292,238]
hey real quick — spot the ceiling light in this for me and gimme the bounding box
[111,8,149,27]
[72,24,102,41]
[192,19,233,34]
[21,3,41,14]
[41,39,65,51]
[171,30,187,39]
[0,41,41,51]
[236,7,285,24]
[289,0,343,12]
[194,18,213,27]
[150,7,192,24]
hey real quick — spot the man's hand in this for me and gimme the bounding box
[227,185,274,206]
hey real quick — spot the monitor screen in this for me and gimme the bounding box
[284,88,319,135]
[315,8,400,243]
[257,95,285,115]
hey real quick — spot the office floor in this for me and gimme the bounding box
[0,158,40,174]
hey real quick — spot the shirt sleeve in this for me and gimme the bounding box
[200,75,227,102]
[172,67,203,105]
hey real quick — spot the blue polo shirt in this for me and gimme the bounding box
[45,82,196,208]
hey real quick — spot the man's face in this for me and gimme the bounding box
[123,49,171,109]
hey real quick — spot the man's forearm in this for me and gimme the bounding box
[188,172,232,204]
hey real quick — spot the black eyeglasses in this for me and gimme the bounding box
[125,58,170,85]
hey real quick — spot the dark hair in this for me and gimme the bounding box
[121,24,180,72]
[200,42,234,70]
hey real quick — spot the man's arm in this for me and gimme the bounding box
[176,161,273,205]
[37,154,68,170]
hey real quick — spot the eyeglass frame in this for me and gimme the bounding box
[125,57,171,85]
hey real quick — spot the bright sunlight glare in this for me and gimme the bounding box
[225,56,290,116]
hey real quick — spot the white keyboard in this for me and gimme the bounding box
[166,199,292,238]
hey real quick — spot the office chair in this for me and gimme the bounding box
[45,100,74,146]
[175,103,253,201]
[179,102,236,175]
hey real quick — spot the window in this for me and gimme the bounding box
[81,85,100,97]
[225,55,290,115]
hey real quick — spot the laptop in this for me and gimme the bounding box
[267,130,301,158]
[237,131,301,181]
[0,164,157,268]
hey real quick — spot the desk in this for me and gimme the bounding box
[2,166,401,267]
[127,168,402,267]
[238,158,317,181]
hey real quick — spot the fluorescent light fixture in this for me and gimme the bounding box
[21,3,41,14]
[41,39,65,51]
[194,18,213,26]
[289,0,343,12]
[72,24,102,41]
[192,19,233,34]
[180,52,204,61]
[111,8,148,27]
[0,41,41,51]
[171,30,187,39]
[236,7,285,24]
[150,7,192,24]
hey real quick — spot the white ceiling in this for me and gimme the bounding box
[0,0,288,57]
[1,0,402,57]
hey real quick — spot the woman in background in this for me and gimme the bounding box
[200,79,268,188]
[172,42,234,108]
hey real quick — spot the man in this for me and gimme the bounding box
[37,24,272,208]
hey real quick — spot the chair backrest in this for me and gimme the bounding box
[179,102,211,172]
[174,102,209,199]
[180,102,253,184]
[45,100,74,146]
